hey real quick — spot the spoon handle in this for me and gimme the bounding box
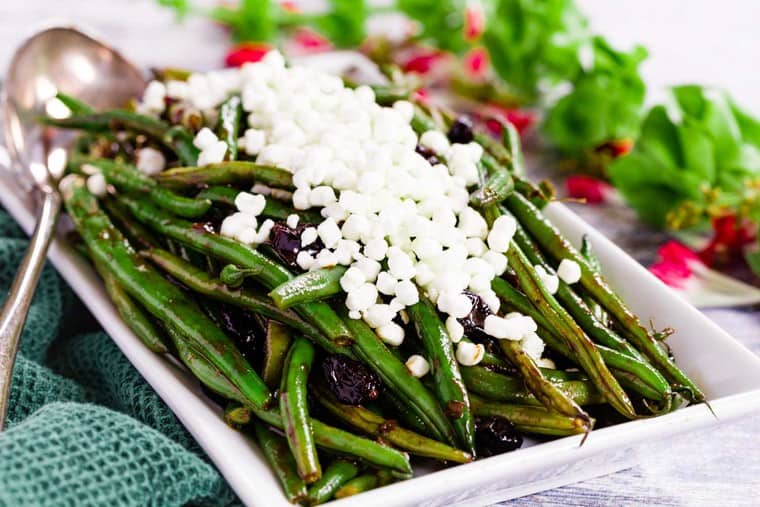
[0,189,61,430]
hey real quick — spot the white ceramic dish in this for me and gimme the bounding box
[2,56,760,506]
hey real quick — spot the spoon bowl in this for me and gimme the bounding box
[0,26,145,430]
[3,26,145,187]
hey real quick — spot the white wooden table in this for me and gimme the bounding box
[2,1,760,505]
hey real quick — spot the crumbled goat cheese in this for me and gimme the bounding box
[557,258,582,284]
[135,147,166,175]
[405,355,430,378]
[138,52,534,343]
[456,341,485,366]
[86,173,107,197]
[534,264,560,295]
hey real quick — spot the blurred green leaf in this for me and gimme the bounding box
[609,86,760,228]
[203,0,276,42]
[158,0,191,19]
[317,0,369,47]
[541,37,647,154]
[482,0,588,99]
[397,0,468,53]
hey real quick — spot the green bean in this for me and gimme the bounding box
[500,119,525,176]
[140,248,342,354]
[306,460,361,505]
[62,176,272,409]
[94,260,168,354]
[512,175,551,208]
[281,338,321,483]
[55,92,93,115]
[473,131,512,169]
[334,474,379,499]
[461,366,604,406]
[510,217,647,363]
[365,84,412,105]
[579,236,611,327]
[162,323,244,403]
[580,235,602,272]
[505,192,704,401]
[262,321,293,390]
[253,421,308,503]
[219,264,260,288]
[165,125,201,167]
[407,298,475,454]
[217,95,242,161]
[411,107,440,133]
[469,394,591,437]
[43,110,199,165]
[102,197,160,250]
[557,284,650,362]
[470,156,514,208]
[151,67,192,81]
[195,185,239,207]
[313,382,473,464]
[225,403,252,426]
[269,267,347,309]
[502,232,636,419]
[119,195,352,345]
[155,161,293,189]
[249,406,413,476]
[71,155,211,218]
[380,391,432,437]
[497,336,590,423]
[528,318,669,401]
[342,312,459,447]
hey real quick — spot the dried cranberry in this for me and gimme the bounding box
[415,144,440,165]
[322,354,382,405]
[447,116,474,144]
[269,222,324,270]
[214,306,261,364]
[457,290,493,340]
[475,416,523,457]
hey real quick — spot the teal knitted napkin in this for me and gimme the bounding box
[0,208,239,507]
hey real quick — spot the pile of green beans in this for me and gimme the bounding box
[51,78,701,505]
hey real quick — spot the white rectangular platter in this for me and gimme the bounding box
[2,62,760,505]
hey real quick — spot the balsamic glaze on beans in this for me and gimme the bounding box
[475,416,523,457]
[457,290,494,341]
[322,354,382,405]
[269,222,324,270]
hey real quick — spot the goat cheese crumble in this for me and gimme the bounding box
[138,50,546,359]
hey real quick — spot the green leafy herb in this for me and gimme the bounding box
[608,85,760,229]
[316,0,369,47]
[397,0,468,53]
[482,0,589,100]
[541,37,647,154]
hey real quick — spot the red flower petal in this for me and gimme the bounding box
[463,1,485,41]
[463,47,489,78]
[402,50,445,74]
[657,240,701,266]
[293,29,332,53]
[225,42,272,67]
[649,259,692,288]
[565,175,613,204]
[280,1,299,13]
[413,87,431,104]
[483,105,536,136]
[697,214,756,267]
[649,240,701,288]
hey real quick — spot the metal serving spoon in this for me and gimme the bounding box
[0,26,145,430]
